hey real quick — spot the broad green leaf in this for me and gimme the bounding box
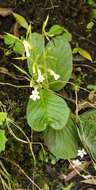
[45,35,73,91]
[48,25,64,36]
[43,117,79,159]
[0,130,7,153]
[73,47,92,61]
[27,90,70,131]
[31,32,44,56]
[0,112,7,125]
[79,109,96,160]
[12,12,28,29]
[28,32,44,75]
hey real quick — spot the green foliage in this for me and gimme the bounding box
[73,47,92,61]
[12,12,29,29]
[0,112,7,125]
[87,0,96,5]
[45,34,73,91]
[0,130,7,153]
[0,112,7,153]
[79,109,96,160]
[62,184,72,190]
[27,32,72,91]
[43,116,79,159]
[4,33,24,55]
[87,84,96,92]
[47,25,64,36]
[86,0,96,18]
[27,89,70,131]
[47,24,72,41]
[4,14,81,160]
[28,32,44,75]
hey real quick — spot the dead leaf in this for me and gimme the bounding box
[0,67,16,79]
[82,177,96,185]
[64,161,90,182]
[0,7,12,17]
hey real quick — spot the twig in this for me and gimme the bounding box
[0,82,30,88]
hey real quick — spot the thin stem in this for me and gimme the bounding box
[0,82,30,88]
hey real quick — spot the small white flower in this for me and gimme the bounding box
[72,159,81,167]
[77,149,87,158]
[49,69,60,80]
[36,69,44,83]
[30,88,40,101]
[23,40,30,57]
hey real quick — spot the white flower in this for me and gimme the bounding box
[77,149,87,158]
[30,88,40,101]
[72,159,81,167]
[36,69,44,83]
[49,69,60,80]
[23,40,30,57]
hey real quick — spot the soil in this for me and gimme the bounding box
[0,0,96,190]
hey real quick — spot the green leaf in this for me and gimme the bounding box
[4,33,24,55]
[12,12,28,29]
[92,8,96,18]
[0,130,7,153]
[62,184,72,190]
[13,39,24,54]
[31,32,44,56]
[4,33,16,46]
[73,47,93,61]
[43,116,79,159]
[87,84,96,92]
[45,35,73,91]
[48,25,64,36]
[28,32,44,75]
[79,109,96,160]
[0,112,7,126]
[47,25,72,41]
[27,90,70,131]
[63,30,72,42]
[88,0,95,5]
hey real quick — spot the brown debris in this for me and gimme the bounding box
[0,7,12,17]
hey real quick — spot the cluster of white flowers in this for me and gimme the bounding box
[72,148,87,167]
[23,40,31,57]
[77,148,87,158]
[30,88,40,101]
